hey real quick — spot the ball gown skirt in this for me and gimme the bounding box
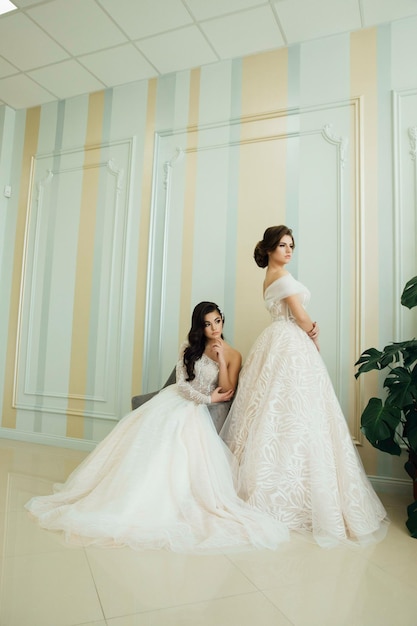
[221,276,389,548]
[25,383,289,553]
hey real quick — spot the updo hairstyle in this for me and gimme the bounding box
[253,225,295,268]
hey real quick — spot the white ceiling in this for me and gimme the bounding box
[0,0,417,110]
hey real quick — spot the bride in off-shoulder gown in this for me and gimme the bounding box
[221,230,388,548]
[25,302,289,553]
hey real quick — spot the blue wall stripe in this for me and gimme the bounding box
[34,100,65,433]
[285,44,301,277]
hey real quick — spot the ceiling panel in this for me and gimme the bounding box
[12,0,47,6]
[183,0,265,21]
[98,0,193,40]
[0,0,417,110]
[362,0,417,26]
[136,25,218,75]
[273,0,361,44]
[0,74,55,109]
[27,0,128,56]
[0,12,68,71]
[28,60,105,101]
[79,44,158,88]
[201,6,284,59]
[0,57,17,79]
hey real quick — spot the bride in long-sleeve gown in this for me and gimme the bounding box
[26,301,289,553]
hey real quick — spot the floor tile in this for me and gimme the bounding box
[359,522,417,588]
[1,438,417,626]
[1,471,61,514]
[0,439,87,481]
[85,547,257,618]
[106,592,293,626]
[263,561,417,626]
[227,535,365,590]
[0,550,104,626]
[2,509,78,558]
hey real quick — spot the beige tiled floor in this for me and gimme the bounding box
[1,438,416,626]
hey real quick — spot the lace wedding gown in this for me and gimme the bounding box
[25,345,289,553]
[221,274,388,547]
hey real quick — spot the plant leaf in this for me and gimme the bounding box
[379,341,409,368]
[375,437,405,455]
[402,340,417,368]
[403,407,417,454]
[354,348,384,378]
[407,499,417,516]
[405,510,417,538]
[404,459,417,479]
[384,367,415,408]
[360,398,402,455]
[401,276,417,310]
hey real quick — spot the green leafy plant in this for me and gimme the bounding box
[355,276,417,538]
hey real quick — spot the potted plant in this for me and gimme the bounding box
[355,276,417,537]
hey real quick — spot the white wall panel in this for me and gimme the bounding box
[14,139,134,422]
[146,99,362,440]
[391,16,417,91]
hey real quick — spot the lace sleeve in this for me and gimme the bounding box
[175,346,212,405]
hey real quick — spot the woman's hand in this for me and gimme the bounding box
[209,339,226,363]
[210,387,234,403]
[307,322,320,351]
[307,322,319,340]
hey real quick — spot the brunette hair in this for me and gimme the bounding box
[183,301,224,381]
[253,225,295,268]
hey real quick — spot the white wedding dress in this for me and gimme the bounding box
[221,274,388,547]
[25,345,289,553]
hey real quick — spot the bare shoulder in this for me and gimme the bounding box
[224,343,242,368]
[263,268,289,292]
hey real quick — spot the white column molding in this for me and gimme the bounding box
[392,89,417,340]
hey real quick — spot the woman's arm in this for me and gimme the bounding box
[176,352,235,404]
[206,341,242,391]
[284,294,320,350]
[176,357,212,404]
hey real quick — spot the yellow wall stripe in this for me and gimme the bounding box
[241,49,289,117]
[235,50,289,358]
[2,107,41,429]
[131,78,158,395]
[66,91,105,438]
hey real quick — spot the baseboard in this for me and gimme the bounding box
[0,427,97,452]
[368,475,412,497]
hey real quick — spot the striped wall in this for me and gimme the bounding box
[1,19,417,488]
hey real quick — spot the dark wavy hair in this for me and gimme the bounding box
[183,301,224,381]
[253,225,295,268]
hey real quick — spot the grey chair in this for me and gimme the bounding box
[131,367,233,433]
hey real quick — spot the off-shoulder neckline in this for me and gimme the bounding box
[263,272,292,297]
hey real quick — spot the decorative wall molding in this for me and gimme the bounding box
[368,475,413,498]
[0,426,98,451]
[146,98,363,442]
[322,123,348,168]
[13,139,133,421]
[163,147,183,189]
[409,126,417,161]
